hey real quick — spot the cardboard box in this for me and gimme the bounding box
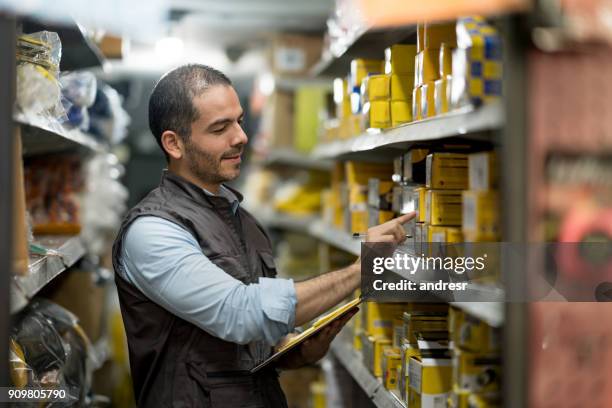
[402,148,429,184]
[468,151,498,191]
[416,187,428,222]
[383,348,402,390]
[413,86,422,120]
[429,226,463,257]
[452,349,501,394]
[409,356,452,408]
[350,58,385,89]
[449,306,500,353]
[462,191,500,240]
[385,44,418,75]
[417,49,441,86]
[364,100,391,129]
[426,190,463,226]
[400,342,421,402]
[363,74,391,101]
[294,86,328,153]
[345,161,394,185]
[403,311,449,347]
[271,34,322,76]
[391,74,413,101]
[266,90,294,148]
[434,77,451,115]
[439,43,453,77]
[334,77,352,119]
[368,178,394,210]
[391,100,412,126]
[364,335,392,378]
[426,153,469,189]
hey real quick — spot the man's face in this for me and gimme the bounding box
[183,84,247,186]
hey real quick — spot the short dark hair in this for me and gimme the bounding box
[148,64,232,160]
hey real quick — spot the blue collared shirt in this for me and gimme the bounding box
[119,185,297,346]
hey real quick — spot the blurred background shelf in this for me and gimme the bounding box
[311,26,416,77]
[16,112,104,156]
[330,330,406,408]
[312,103,504,160]
[11,235,86,313]
[258,148,334,171]
[309,219,361,255]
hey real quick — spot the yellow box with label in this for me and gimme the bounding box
[403,311,449,347]
[350,210,368,234]
[390,74,413,101]
[385,44,418,75]
[409,356,452,408]
[383,348,402,390]
[449,306,500,353]
[415,187,427,222]
[425,190,463,226]
[363,74,390,101]
[362,302,407,338]
[425,22,457,49]
[462,190,499,240]
[391,100,412,126]
[400,342,421,402]
[452,349,501,394]
[363,335,392,378]
[350,58,384,88]
[426,153,469,189]
[468,151,498,191]
[364,100,391,129]
[421,81,436,118]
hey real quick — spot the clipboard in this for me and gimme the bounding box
[250,297,362,373]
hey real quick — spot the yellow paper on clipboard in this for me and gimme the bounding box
[250,297,362,373]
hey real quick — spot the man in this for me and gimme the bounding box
[112,64,414,407]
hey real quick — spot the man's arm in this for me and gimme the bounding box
[293,212,415,326]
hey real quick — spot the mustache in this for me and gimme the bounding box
[221,149,243,159]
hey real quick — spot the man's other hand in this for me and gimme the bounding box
[298,308,358,365]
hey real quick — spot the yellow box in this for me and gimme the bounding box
[391,100,412,126]
[334,77,352,119]
[363,74,391,101]
[413,86,422,121]
[434,77,450,115]
[425,153,469,189]
[416,187,427,222]
[428,226,463,257]
[400,342,421,402]
[462,190,499,240]
[362,302,407,338]
[409,356,452,408]
[417,49,441,85]
[448,385,470,408]
[345,161,394,185]
[414,53,422,87]
[425,22,457,49]
[421,81,436,118]
[383,348,402,390]
[449,306,500,353]
[403,311,449,347]
[390,74,413,101]
[365,100,391,129]
[310,381,327,408]
[452,349,501,394]
[468,151,498,191]
[351,210,368,234]
[379,210,395,224]
[350,58,384,88]
[364,335,392,378]
[393,315,405,350]
[426,190,463,226]
[385,44,418,75]
[439,43,453,77]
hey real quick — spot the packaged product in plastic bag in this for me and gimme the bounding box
[11,299,93,406]
[88,85,131,144]
[17,31,62,75]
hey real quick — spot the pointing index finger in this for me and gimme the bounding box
[394,212,416,225]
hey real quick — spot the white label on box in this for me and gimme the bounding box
[469,153,489,191]
[463,195,476,231]
[409,359,422,392]
[421,393,449,408]
[275,47,306,72]
[368,178,380,207]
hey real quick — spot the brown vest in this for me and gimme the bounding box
[112,170,288,408]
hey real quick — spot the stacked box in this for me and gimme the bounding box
[463,151,500,242]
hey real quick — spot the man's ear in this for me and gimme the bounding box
[161,130,184,160]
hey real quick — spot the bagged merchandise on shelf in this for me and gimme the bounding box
[81,153,129,256]
[87,84,131,145]
[10,299,94,406]
[24,155,84,235]
[60,71,98,131]
[16,31,67,121]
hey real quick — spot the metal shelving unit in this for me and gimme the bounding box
[15,112,104,156]
[11,235,87,313]
[330,330,406,408]
[258,148,334,171]
[311,103,504,160]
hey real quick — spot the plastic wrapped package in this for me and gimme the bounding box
[17,31,62,74]
[11,300,93,407]
[60,72,98,130]
[87,85,131,144]
[81,153,129,256]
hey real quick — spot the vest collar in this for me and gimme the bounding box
[160,170,244,209]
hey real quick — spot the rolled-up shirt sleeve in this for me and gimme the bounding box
[120,216,297,346]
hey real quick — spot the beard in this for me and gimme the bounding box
[184,138,242,186]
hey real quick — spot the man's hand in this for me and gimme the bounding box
[366,212,416,244]
[275,308,358,369]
